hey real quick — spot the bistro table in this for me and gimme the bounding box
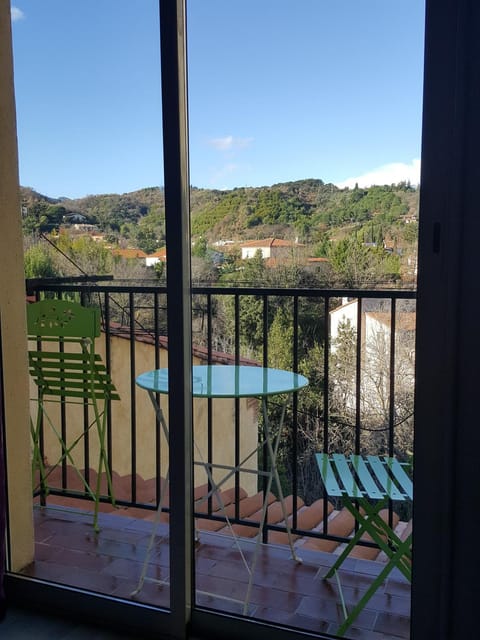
[134,364,308,613]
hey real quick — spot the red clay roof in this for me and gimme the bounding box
[112,248,147,259]
[147,248,167,259]
[240,238,302,248]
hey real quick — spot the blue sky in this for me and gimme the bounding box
[11,1,425,199]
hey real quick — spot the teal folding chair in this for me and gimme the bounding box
[316,453,412,636]
[28,299,120,531]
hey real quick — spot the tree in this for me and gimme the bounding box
[191,236,208,258]
[328,237,400,286]
[24,244,59,279]
[136,228,157,254]
[329,316,415,459]
[54,233,113,275]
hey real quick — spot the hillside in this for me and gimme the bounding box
[20,179,419,251]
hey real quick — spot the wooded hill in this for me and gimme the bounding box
[20,179,419,250]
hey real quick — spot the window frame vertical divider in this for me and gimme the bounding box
[159,0,194,637]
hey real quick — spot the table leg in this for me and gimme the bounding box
[243,396,302,615]
[261,397,302,562]
[131,391,170,596]
[193,441,251,575]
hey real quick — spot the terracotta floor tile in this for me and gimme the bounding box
[367,592,411,617]
[21,559,67,582]
[374,612,411,638]
[116,578,170,608]
[62,567,122,594]
[195,591,249,617]
[21,505,410,639]
[295,592,377,628]
[254,605,331,635]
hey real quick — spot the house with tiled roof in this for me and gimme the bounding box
[111,248,147,260]
[145,247,167,266]
[240,237,304,261]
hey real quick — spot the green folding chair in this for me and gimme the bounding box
[316,452,412,636]
[28,299,120,531]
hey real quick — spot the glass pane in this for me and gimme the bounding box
[11,0,170,612]
[187,1,423,637]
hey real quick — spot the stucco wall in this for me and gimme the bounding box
[0,0,35,571]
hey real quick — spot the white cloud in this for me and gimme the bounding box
[204,161,255,190]
[336,159,421,189]
[208,135,253,152]
[11,6,25,21]
[208,162,241,187]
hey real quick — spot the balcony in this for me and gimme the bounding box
[15,280,415,639]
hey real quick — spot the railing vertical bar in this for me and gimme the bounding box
[234,294,240,364]
[32,292,47,505]
[104,292,113,496]
[292,295,299,531]
[323,294,330,535]
[323,295,330,449]
[234,294,240,520]
[58,286,67,489]
[355,297,363,454]
[388,297,397,530]
[353,296,363,537]
[80,290,90,492]
[262,294,269,367]
[129,291,137,504]
[389,297,397,457]
[262,295,269,543]
[60,339,67,490]
[154,291,161,504]
[207,293,213,514]
[206,294,213,361]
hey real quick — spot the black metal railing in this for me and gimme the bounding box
[27,279,416,547]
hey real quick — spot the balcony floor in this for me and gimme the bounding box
[14,502,411,639]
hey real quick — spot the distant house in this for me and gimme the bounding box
[240,238,304,261]
[212,239,235,247]
[145,248,167,267]
[72,222,96,232]
[330,297,416,348]
[112,248,147,260]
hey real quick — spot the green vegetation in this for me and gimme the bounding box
[24,244,59,279]
[21,179,417,251]
[327,237,401,286]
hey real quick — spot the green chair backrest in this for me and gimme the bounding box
[27,299,100,340]
[27,300,119,402]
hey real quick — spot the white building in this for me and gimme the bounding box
[240,237,303,261]
[329,297,416,434]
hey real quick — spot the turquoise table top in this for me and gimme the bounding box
[136,365,308,398]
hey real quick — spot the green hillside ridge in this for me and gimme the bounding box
[20,179,418,250]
